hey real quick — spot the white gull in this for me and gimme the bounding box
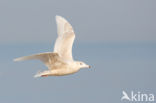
[14,15,91,77]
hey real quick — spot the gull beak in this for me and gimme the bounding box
[83,64,91,69]
[88,65,91,68]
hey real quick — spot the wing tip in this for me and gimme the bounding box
[55,15,67,22]
[55,15,63,19]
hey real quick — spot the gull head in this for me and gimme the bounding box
[75,61,91,69]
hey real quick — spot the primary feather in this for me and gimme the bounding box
[14,52,60,68]
[54,16,75,61]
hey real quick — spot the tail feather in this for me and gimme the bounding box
[34,70,50,78]
[34,72,42,78]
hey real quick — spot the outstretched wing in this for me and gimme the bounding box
[54,16,75,61]
[14,52,60,68]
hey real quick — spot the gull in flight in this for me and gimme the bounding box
[14,15,91,77]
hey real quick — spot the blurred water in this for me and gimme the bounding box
[0,42,155,103]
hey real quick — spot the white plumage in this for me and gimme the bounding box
[14,15,90,77]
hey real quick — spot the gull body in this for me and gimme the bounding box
[14,16,90,77]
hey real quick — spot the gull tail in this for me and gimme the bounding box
[34,72,42,78]
[34,70,51,78]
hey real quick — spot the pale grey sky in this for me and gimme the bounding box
[0,1,156,103]
[0,0,156,44]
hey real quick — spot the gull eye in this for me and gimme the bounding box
[80,63,83,65]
